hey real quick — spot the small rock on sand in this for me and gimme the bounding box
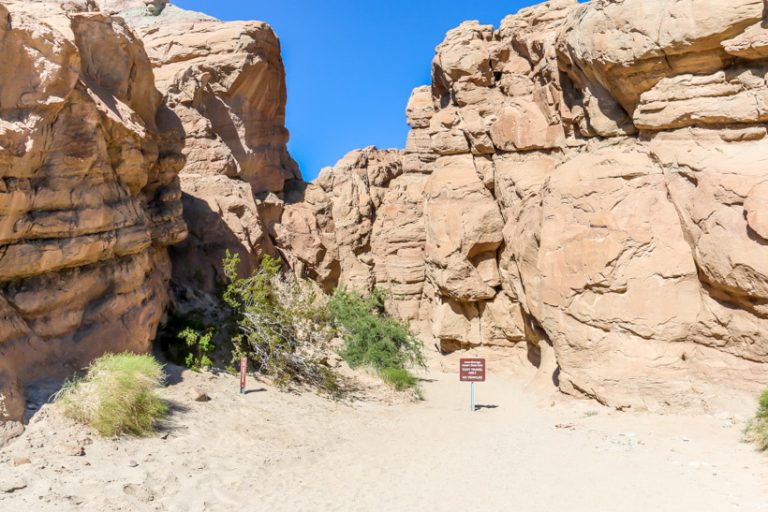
[11,456,30,467]
[61,445,85,457]
[0,478,27,494]
[192,389,211,402]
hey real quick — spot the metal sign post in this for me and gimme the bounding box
[460,358,486,412]
[239,357,248,394]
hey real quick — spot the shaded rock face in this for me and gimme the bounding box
[0,2,186,423]
[115,4,300,305]
[276,0,768,410]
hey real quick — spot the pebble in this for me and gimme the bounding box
[128,460,139,468]
[193,389,211,402]
[11,457,31,467]
[61,445,85,457]
[0,479,27,494]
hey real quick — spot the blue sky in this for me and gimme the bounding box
[173,1,559,181]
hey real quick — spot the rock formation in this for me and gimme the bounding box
[112,1,301,305]
[0,0,186,430]
[276,0,768,410]
[3,0,768,424]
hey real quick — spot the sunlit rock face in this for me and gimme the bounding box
[0,1,187,425]
[0,0,301,430]
[116,2,300,306]
[275,0,768,411]
[3,0,768,421]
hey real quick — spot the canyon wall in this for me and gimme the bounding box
[277,0,768,410]
[0,0,187,434]
[112,0,300,308]
[0,0,300,430]
[2,0,768,427]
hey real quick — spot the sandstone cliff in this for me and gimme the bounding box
[276,0,768,411]
[0,0,186,434]
[112,0,300,306]
[3,0,768,427]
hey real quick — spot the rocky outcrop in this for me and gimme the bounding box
[4,0,768,419]
[0,1,186,425]
[276,0,768,411]
[111,2,300,305]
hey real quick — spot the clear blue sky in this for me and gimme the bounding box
[173,1,563,180]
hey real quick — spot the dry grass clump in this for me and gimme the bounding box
[56,353,167,437]
[745,389,768,451]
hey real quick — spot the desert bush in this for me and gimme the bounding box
[329,287,424,390]
[156,312,216,371]
[745,389,768,451]
[56,353,167,437]
[222,251,340,394]
[177,327,215,371]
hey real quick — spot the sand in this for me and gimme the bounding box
[1,349,767,512]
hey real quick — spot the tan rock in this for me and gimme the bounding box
[745,181,768,240]
[11,456,31,467]
[635,66,768,130]
[110,3,302,310]
[0,1,185,425]
[7,0,768,419]
[723,22,768,60]
[432,21,494,106]
[650,130,768,319]
[490,101,565,151]
[170,174,277,295]
[277,148,407,295]
[268,0,768,411]
[558,0,763,114]
[432,298,482,350]
[270,0,768,410]
[424,155,504,302]
[429,108,470,155]
[127,11,299,194]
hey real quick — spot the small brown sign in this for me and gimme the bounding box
[460,358,486,382]
[239,357,248,393]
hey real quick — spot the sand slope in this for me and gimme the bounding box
[1,350,767,511]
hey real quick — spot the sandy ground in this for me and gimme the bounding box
[1,349,768,512]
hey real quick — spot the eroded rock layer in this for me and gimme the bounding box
[113,2,300,304]
[277,0,768,410]
[0,1,186,426]
[4,0,768,419]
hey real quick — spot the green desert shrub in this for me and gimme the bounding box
[379,367,419,391]
[329,287,425,390]
[156,312,216,371]
[177,327,215,371]
[745,389,768,451]
[222,251,340,394]
[56,353,167,437]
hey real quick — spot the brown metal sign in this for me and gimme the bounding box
[460,358,486,382]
